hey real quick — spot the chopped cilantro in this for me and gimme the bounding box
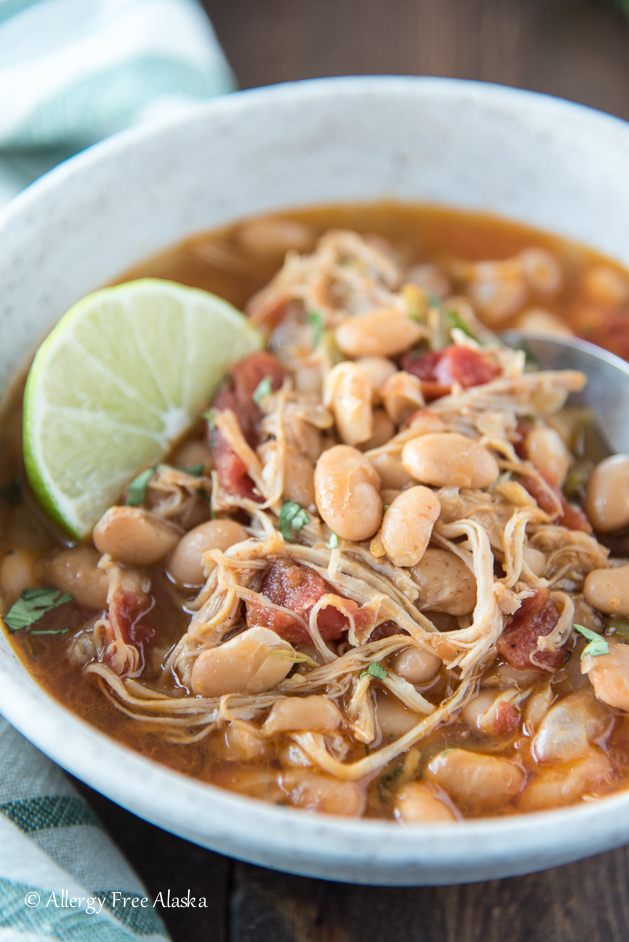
[383,504,390,513]
[307,310,324,347]
[359,661,387,681]
[574,623,609,659]
[126,466,157,507]
[197,485,215,519]
[4,588,74,633]
[376,763,403,801]
[202,410,216,430]
[447,309,478,341]
[328,532,339,549]
[252,375,273,408]
[176,463,204,477]
[279,501,309,541]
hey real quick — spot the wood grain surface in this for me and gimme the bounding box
[82,2,629,939]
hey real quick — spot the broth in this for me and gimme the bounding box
[3,203,629,822]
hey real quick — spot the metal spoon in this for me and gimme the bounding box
[501,330,629,455]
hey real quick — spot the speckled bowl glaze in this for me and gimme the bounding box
[2,77,629,885]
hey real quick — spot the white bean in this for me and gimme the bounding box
[358,410,395,451]
[516,307,574,337]
[93,506,181,566]
[171,439,212,471]
[190,627,295,697]
[390,646,442,685]
[584,455,629,533]
[375,690,420,739]
[223,725,268,761]
[281,771,365,817]
[282,447,316,509]
[466,259,528,325]
[369,452,415,489]
[518,754,612,812]
[533,689,611,763]
[425,748,525,811]
[335,307,424,358]
[314,445,382,541]
[407,262,451,299]
[325,362,373,446]
[581,265,629,307]
[410,547,477,615]
[263,695,342,734]
[584,564,629,617]
[518,248,563,296]
[236,217,315,260]
[402,433,499,488]
[168,518,248,586]
[524,426,571,488]
[0,549,39,605]
[394,782,457,824]
[381,486,440,567]
[523,546,547,577]
[47,546,109,609]
[582,642,629,711]
[381,372,425,425]
[355,357,398,402]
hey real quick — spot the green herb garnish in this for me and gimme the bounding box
[0,477,21,506]
[328,532,339,549]
[383,504,390,513]
[252,375,273,408]
[126,466,157,507]
[197,485,215,519]
[279,501,309,541]
[447,309,477,341]
[307,310,324,347]
[30,627,71,636]
[202,410,216,430]
[574,623,609,660]
[4,588,74,633]
[176,463,204,477]
[359,661,387,681]
[376,762,403,801]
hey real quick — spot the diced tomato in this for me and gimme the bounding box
[496,588,566,672]
[521,474,591,533]
[492,702,520,736]
[208,352,285,498]
[369,620,408,641]
[401,345,500,401]
[246,557,371,644]
[111,590,155,649]
[210,428,259,501]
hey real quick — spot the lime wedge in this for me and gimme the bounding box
[23,278,263,539]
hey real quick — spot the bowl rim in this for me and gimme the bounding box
[3,74,629,884]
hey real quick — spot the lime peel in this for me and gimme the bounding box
[23,278,263,539]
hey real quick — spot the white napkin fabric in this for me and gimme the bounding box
[0,0,235,206]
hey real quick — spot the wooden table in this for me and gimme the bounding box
[79,1,629,938]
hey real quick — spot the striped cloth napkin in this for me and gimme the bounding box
[0,0,233,937]
[0,719,170,941]
[0,0,235,206]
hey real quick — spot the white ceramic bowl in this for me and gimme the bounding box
[2,77,629,885]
